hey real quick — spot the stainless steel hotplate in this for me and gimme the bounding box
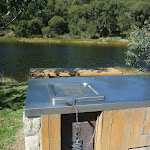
[25,75,150,117]
[48,82,105,104]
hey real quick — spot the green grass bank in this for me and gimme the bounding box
[0,37,129,46]
[0,79,27,150]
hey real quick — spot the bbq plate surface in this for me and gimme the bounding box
[48,82,104,104]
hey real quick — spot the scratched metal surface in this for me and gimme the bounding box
[25,75,150,117]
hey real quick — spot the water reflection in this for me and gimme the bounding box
[0,43,127,81]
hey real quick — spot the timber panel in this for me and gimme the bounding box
[41,116,49,150]
[30,67,123,77]
[129,108,145,147]
[144,107,150,135]
[109,110,124,150]
[94,112,103,150]
[98,111,113,150]
[119,109,134,150]
[41,115,61,150]
[95,107,150,150]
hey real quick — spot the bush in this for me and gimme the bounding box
[15,20,28,37]
[42,26,51,38]
[28,18,44,35]
[48,16,67,35]
[126,22,150,72]
[87,22,97,39]
[77,17,87,32]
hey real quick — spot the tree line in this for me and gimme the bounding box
[0,0,150,39]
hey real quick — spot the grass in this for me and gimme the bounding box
[0,79,27,150]
[115,66,150,75]
[0,37,129,46]
[0,109,24,150]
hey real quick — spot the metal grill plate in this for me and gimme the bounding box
[48,82,104,104]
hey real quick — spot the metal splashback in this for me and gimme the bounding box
[48,82,105,104]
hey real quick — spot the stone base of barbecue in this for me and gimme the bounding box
[23,112,41,150]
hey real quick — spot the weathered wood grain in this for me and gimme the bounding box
[94,112,103,150]
[120,109,134,150]
[109,110,124,150]
[98,107,150,150]
[49,115,61,150]
[129,108,145,148]
[144,107,150,135]
[100,111,113,150]
[41,116,49,150]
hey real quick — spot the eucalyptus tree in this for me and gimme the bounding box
[28,18,44,35]
[126,22,150,72]
[68,5,81,35]
[48,15,67,35]
[129,1,150,28]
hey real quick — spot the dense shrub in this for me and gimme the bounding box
[48,16,67,35]
[28,18,44,35]
[15,20,28,37]
[126,22,150,72]
[42,26,51,38]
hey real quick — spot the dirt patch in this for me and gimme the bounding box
[11,128,25,150]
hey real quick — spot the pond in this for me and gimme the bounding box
[0,43,127,81]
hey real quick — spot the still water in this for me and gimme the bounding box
[0,43,127,81]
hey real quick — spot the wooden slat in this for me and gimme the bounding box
[94,112,103,150]
[147,135,150,145]
[49,115,61,150]
[109,110,124,150]
[30,67,123,77]
[100,111,113,150]
[120,109,134,150]
[41,116,49,150]
[94,108,150,150]
[144,107,150,135]
[144,122,150,135]
[129,108,145,148]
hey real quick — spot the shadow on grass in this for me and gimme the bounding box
[0,82,28,110]
[30,67,109,77]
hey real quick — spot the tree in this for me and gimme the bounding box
[129,1,150,28]
[28,18,44,35]
[68,5,81,35]
[126,22,150,72]
[15,20,28,37]
[54,0,68,20]
[77,17,87,32]
[42,26,51,38]
[87,22,97,38]
[48,16,67,35]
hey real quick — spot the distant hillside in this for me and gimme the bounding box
[0,0,150,39]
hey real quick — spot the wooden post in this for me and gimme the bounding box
[41,115,61,150]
